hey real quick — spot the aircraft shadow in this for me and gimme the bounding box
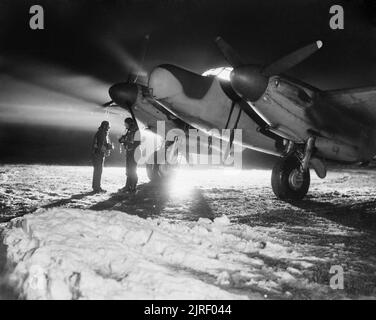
[241,196,376,235]
[90,181,215,221]
[288,198,376,233]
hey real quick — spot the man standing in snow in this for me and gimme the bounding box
[92,120,114,193]
[118,117,140,193]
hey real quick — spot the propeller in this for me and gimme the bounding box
[133,34,150,84]
[102,34,151,109]
[215,36,244,68]
[108,82,138,107]
[215,37,323,102]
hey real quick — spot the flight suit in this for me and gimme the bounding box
[119,127,140,192]
[92,128,112,191]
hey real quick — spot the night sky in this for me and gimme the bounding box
[0,0,375,166]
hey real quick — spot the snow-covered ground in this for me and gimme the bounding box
[1,165,376,299]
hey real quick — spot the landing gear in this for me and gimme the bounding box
[146,138,180,182]
[271,137,315,200]
[146,162,173,182]
[271,155,310,200]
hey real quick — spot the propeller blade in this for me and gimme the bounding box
[102,38,141,81]
[222,131,235,163]
[134,34,150,83]
[215,36,244,68]
[262,40,323,76]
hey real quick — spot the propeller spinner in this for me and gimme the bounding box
[101,34,150,109]
[108,82,138,107]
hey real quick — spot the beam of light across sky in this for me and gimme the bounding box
[1,57,110,106]
[0,74,126,135]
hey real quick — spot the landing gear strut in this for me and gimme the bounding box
[271,137,315,200]
[146,162,173,182]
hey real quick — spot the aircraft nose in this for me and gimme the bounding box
[109,82,138,107]
[230,65,269,102]
[148,66,183,100]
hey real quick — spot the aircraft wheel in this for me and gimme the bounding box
[146,163,173,182]
[271,155,310,200]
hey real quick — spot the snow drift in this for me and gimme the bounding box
[2,208,341,300]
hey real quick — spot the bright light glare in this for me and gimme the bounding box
[168,169,196,200]
[202,67,233,81]
[166,167,270,200]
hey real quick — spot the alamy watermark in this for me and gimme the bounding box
[29,4,344,31]
[29,5,44,30]
[330,5,344,30]
[329,265,344,290]
[132,121,243,168]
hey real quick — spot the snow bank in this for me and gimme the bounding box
[2,208,332,300]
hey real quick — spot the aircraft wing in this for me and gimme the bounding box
[324,86,376,125]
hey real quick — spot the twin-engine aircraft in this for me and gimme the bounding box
[104,37,376,200]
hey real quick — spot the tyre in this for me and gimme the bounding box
[146,163,159,182]
[271,155,310,200]
[146,163,172,182]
